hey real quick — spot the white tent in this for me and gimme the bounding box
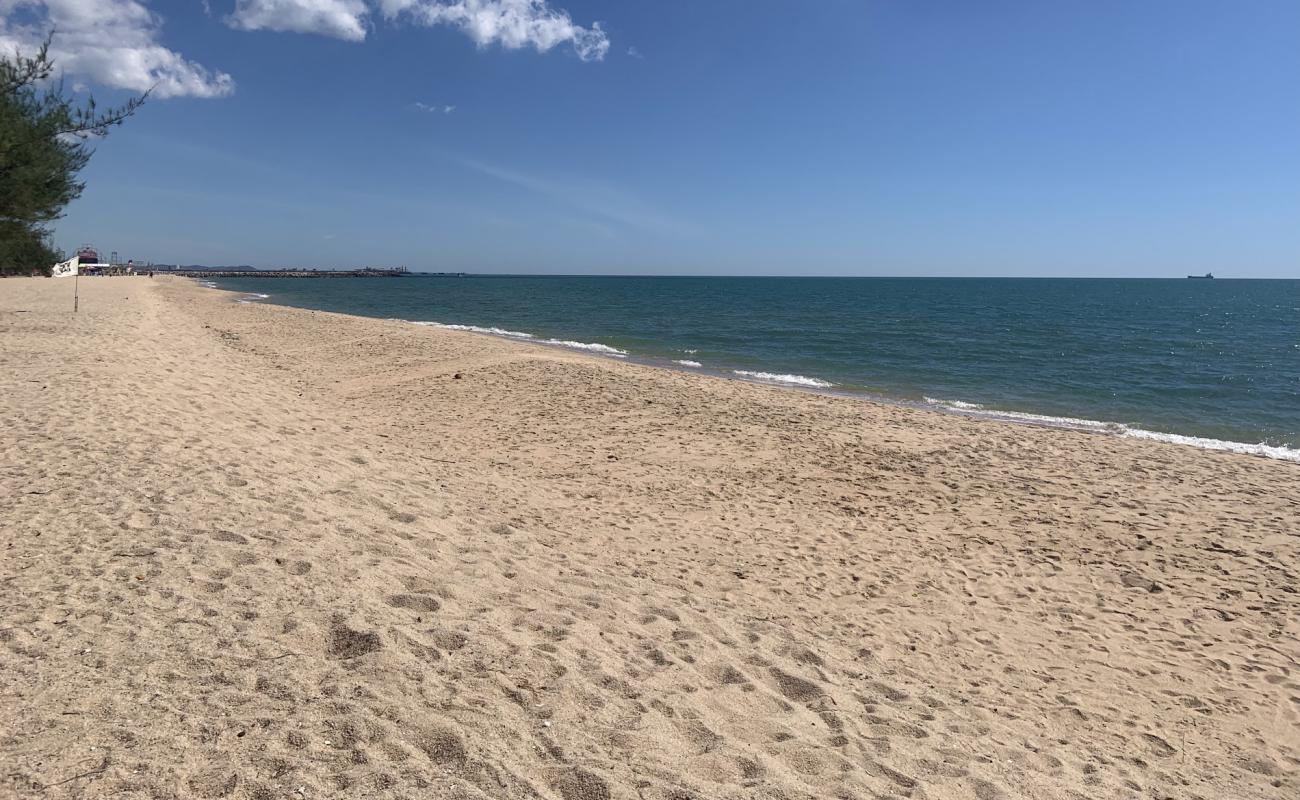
[51,255,79,278]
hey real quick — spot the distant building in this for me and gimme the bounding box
[71,244,136,275]
[75,244,103,265]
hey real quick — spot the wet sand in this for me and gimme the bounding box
[2,276,1298,799]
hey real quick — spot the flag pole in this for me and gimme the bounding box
[74,268,79,313]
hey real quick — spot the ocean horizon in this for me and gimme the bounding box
[207,275,1300,461]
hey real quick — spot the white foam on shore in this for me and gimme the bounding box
[237,292,270,303]
[674,359,703,368]
[924,396,982,410]
[410,321,627,356]
[922,397,1300,463]
[543,339,628,356]
[414,321,536,339]
[1120,428,1300,462]
[733,370,833,388]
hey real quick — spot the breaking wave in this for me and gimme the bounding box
[733,370,833,388]
[411,321,627,356]
[413,321,535,339]
[922,397,1300,462]
[543,339,628,355]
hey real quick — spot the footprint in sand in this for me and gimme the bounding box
[327,617,382,659]
[412,724,467,768]
[769,667,822,702]
[386,593,441,612]
[547,766,611,800]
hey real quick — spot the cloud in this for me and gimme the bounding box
[227,0,369,41]
[459,157,693,236]
[412,101,455,113]
[224,1,609,59]
[626,45,642,59]
[0,0,234,98]
[228,1,610,60]
[379,0,609,61]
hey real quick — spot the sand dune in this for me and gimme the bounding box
[2,276,1297,799]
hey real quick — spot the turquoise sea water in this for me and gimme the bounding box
[209,276,1300,460]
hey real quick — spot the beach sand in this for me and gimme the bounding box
[2,276,1297,799]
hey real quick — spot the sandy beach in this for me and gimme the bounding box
[2,276,1297,799]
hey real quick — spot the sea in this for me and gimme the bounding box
[207,276,1300,462]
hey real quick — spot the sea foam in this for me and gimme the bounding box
[923,396,982,410]
[543,339,628,355]
[922,397,1300,463]
[674,359,703,368]
[414,321,535,339]
[733,370,833,388]
[412,321,626,355]
[1118,428,1300,462]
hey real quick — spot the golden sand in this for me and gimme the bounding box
[2,276,1297,799]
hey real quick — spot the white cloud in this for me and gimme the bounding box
[0,0,234,98]
[227,1,610,59]
[228,0,369,41]
[412,101,455,113]
[626,45,642,59]
[379,0,609,60]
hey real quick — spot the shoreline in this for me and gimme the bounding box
[223,283,1300,464]
[4,276,1297,799]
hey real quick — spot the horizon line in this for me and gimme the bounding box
[168,270,1295,280]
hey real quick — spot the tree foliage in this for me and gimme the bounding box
[0,35,145,274]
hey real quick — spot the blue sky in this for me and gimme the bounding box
[8,1,1300,276]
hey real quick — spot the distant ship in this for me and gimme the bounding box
[75,244,102,264]
[1187,272,1214,279]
